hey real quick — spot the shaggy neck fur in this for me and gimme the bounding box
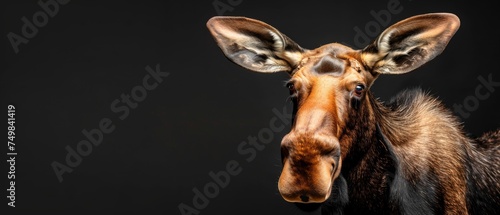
[327,88,474,214]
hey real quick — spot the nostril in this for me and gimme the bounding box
[300,194,309,202]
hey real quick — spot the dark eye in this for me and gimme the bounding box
[354,84,365,96]
[286,82,296,95]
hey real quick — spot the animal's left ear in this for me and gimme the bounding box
[360,13,460,75]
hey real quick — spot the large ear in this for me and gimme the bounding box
[360,13,460,74]
[207,16,305,73]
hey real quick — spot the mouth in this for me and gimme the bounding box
[279,175,334,203]
[279,156,341,203]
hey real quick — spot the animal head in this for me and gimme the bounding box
[207,13,459,203]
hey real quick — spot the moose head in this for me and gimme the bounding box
[207,13,460,203]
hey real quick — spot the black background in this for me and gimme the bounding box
[2,0,499,214]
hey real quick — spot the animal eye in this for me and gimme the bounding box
[286,82,296,95]
[355,84,365,94]
[351,84,365,110]
[354,84,365,97]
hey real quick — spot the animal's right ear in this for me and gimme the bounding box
[207,16,305,73]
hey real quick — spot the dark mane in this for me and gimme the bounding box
[334,88,500,214]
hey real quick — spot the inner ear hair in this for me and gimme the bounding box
[360,13,460,75]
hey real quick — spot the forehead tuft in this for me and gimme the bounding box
[299,43,357,75]
[313,54,345,76]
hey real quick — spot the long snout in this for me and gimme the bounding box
[278,133,342,203]
[278,159,337,203]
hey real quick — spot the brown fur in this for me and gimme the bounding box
[365,89,471,214]
[207,13,500,214]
